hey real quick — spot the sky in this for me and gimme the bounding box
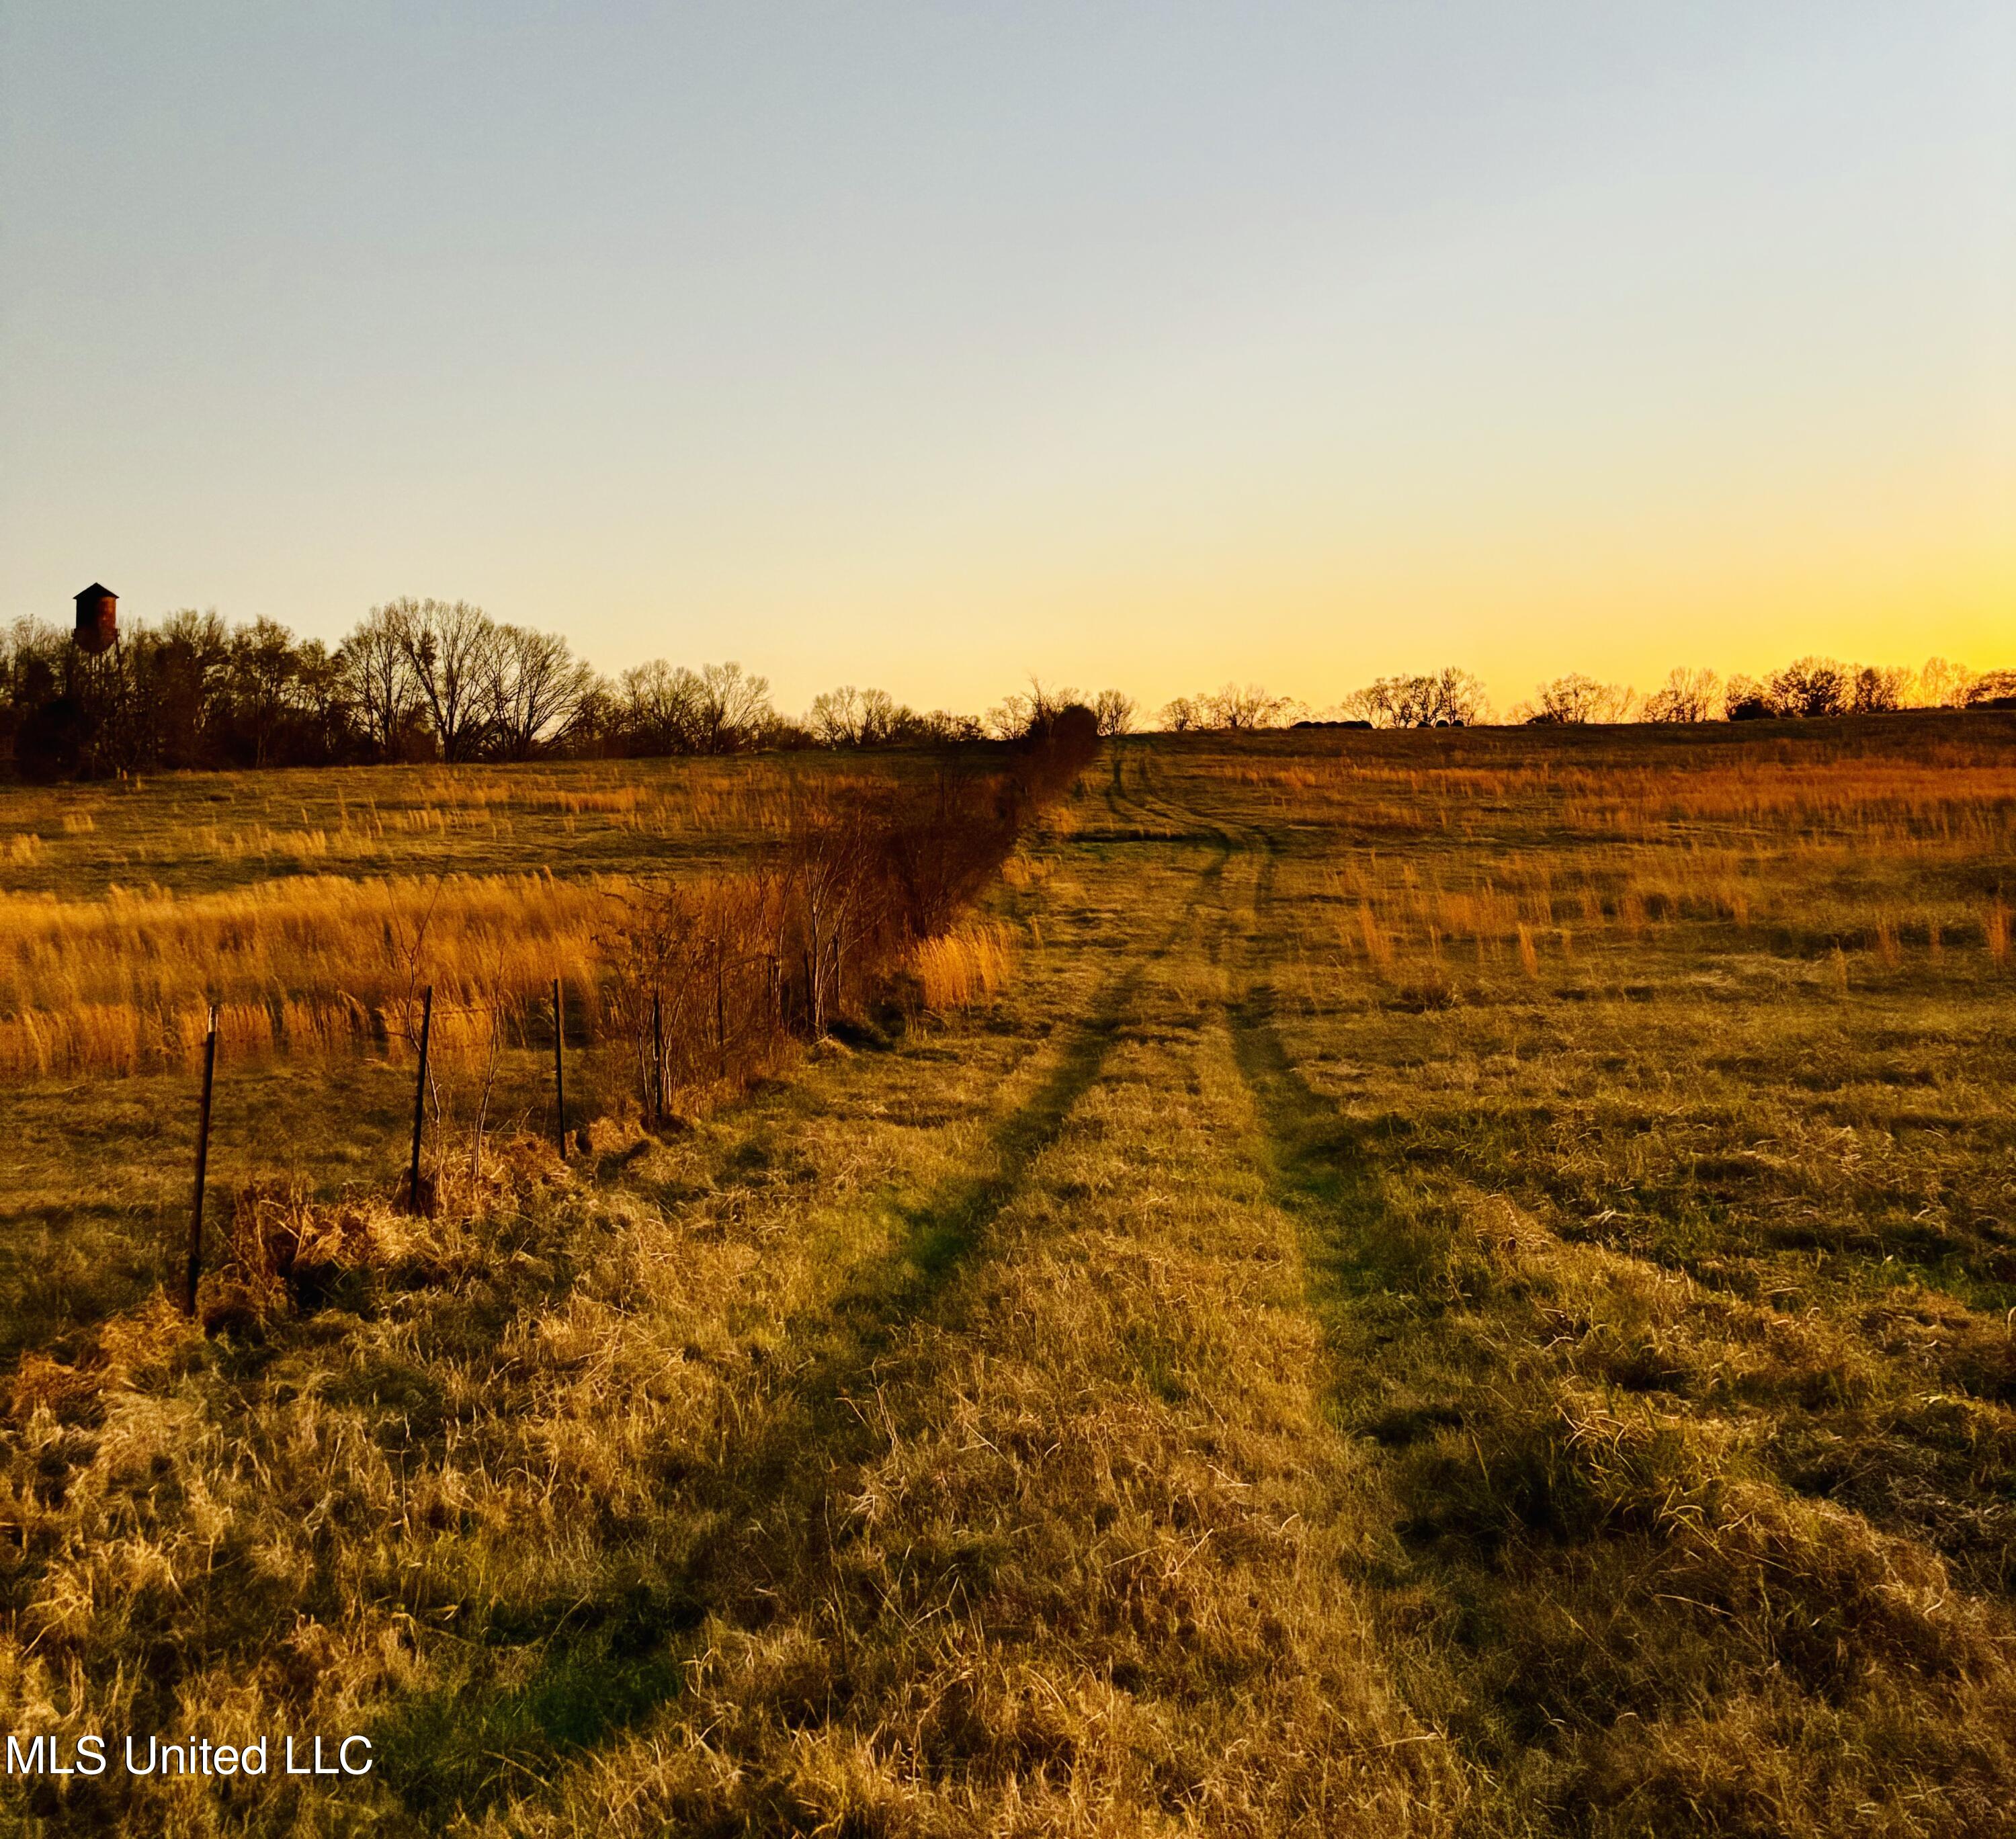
[3,2,2012,720]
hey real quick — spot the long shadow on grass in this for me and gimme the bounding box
[1223,851,1411,1324]
[372,869,1210,1825]
[1222,841,1773,1807]
[0,1205,169,1367]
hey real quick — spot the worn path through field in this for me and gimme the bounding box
[476,773,1479,1833]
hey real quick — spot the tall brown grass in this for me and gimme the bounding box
[911,921,1015,1011]
[0,873,612,1078]
[1,733,1100,1087]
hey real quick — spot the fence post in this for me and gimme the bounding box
[182,1004,218,1316]
[651,986,665,1123]
[552,976,566,1156]
[406,984,433,1213]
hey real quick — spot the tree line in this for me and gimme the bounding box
[0,598,1137,779]
[3,593,2009,779]
[1508,657,2015,726]
[1160,655,2013,732]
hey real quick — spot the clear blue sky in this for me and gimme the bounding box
[3,2,2011,716]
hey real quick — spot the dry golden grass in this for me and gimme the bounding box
[910,921,1015,1013]
[3,715,2015,1835]
[0,871,615,1078]
[0,750,1025,1083]
[0,751,987,1365]
[0,753,909,902]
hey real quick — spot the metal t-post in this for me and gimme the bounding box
[183,1004,219,1316]
[552,976,566,1155]
[651,986,665,1123]
[407,985,433,1213]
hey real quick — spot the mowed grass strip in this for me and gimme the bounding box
[495,842,1466,1836]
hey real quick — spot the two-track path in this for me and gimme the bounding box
[460,756,1474,1834]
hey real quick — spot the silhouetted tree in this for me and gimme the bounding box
[1846,664,1911,714]
[693,661,775,753]
[1339,668,1489,728]
[1917,657,1977,708]
[337,607,419,760]
[389,598,501,761]
[1765,656,1848,719]
[1519,673,1636,724]
[1724,675,1774,720]
[1642,667,1721,723]
[1093,689,1136,737]
[488,624,597,760]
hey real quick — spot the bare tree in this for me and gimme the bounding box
[1160,695,1201,733]
[1916,657,1977,708]
[1845,664,1912,714]
[1724,674,1773,720]
[694,660,773,753]
[488,625,597,759]
[857,688,913,745]
[387,597,502,762]
[982,678,1082,740]
[225,617,304,767]
[1520,673,1636,725]
[337,605,418,758]
[1765,656,1847,718]
[1335,680,1399,726]
[984,691,1034,739]
[1421,667,1489,726]
[618,660,706,753]
[1202,683,1294,730]
[808,685,864,747]
[1092,689,1136,737]
[1339,669,1488,728]
[786,793,879,1037]
[1027,679,1081,728]
[1642,667,1722,723]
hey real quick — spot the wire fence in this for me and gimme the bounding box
[153,716,1103,1312]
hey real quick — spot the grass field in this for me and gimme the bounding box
[0,751,993,1363]
[3,716,2015,1836]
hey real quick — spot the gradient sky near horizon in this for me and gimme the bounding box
[3,2,2012,718]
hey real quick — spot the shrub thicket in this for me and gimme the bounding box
[605,707,1100,1116]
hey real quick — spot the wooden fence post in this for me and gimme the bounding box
[182,1004,218,1316]
[406,984,433,1213]
[552,976,567,1155]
